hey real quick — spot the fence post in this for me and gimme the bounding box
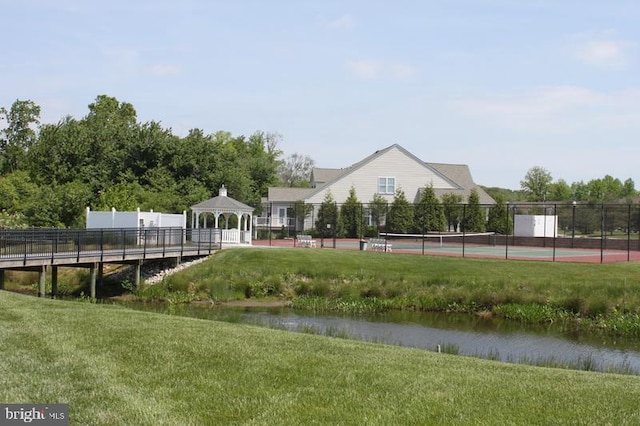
[505,202,510,259]
[600,204,605,264]
[462,204,466,258]
[571,202,576,248]
[122,229,126,260]
[181,228,185,259]
[552,204,557,262]
[627,204,632,262]
[77,229,81,263]
[38,265,46,298]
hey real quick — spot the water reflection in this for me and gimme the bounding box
[118,301,640,374]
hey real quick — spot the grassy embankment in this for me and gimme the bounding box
[152,248,640,336]
[2,290,640,425]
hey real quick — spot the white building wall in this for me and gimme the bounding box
[305,146,457,205]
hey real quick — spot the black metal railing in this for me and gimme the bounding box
[0,228,222,265]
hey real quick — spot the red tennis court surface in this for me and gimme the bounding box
[252,238,640,264]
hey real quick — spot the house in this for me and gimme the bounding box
[256,144,495,232]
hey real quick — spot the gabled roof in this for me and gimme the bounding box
[191,195,253,212]
[427,163,495,204]
[311,168,342,185]
[266,143,494,204]
[306,144,461,199]
[267,187,315,203]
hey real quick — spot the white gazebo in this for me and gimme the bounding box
[190,185,253,245]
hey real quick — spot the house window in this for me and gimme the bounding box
[378,177,395,194]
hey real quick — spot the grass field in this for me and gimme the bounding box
[157,248,640,335]
[2,290,640,425]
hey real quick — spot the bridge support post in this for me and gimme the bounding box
[0,270,4,290]
[39,265,46,298]
[51,266,58,298]
[134,260,142,290]
[90,263,98,299]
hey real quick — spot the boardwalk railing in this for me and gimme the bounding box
[0,227,222,267]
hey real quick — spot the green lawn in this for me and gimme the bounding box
[158,248,640,334]
[2,290,640,425]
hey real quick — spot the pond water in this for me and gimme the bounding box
[117,301,640,374]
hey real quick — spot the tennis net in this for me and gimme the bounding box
[380,232,497,250]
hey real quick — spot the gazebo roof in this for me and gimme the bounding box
[190,186,254,213]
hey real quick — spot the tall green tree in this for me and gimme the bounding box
[385,189,413,234]
[520,166,553,202]
[485,195,512,234]
[0,171,38,213]
[292,200,314,232]
[441,193,463,232]
[316,191,339,238]
[461,189,486,233]
[571,181,589,202]
[28,116,90,185]
[278,152,314,187]
[621,178,636,199]
[83,95,139,192]
[242,131,282,205]
[57,180,93,227]
[413,184,445,233]
[0,99,41,173]
[340,187,364,238]
[548,179,573,201]
[369,193,389,235]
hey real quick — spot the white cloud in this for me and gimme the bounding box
[388,62,418,80]
[575,37,634,69]
[346,59,381,79]
[331,14,355,29]
[450,86,640,133]
[143,64,183,76]
[346,59,417,80]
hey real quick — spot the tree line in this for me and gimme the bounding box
[2,96,636,230]
[485,166,637,204]
[292,185,510,239]
[1,96,311,228]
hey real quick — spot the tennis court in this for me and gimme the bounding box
[253,231,640,263]
[301,232,639,263]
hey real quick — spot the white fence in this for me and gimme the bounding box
[191,228,251,245]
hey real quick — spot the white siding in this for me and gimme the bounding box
[305,146,457,204]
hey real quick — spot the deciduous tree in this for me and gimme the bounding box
[0,99,41,173]
[278,152,314,187]
[520,166,552,202]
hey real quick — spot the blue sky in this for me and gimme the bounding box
[2,1,639,189]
